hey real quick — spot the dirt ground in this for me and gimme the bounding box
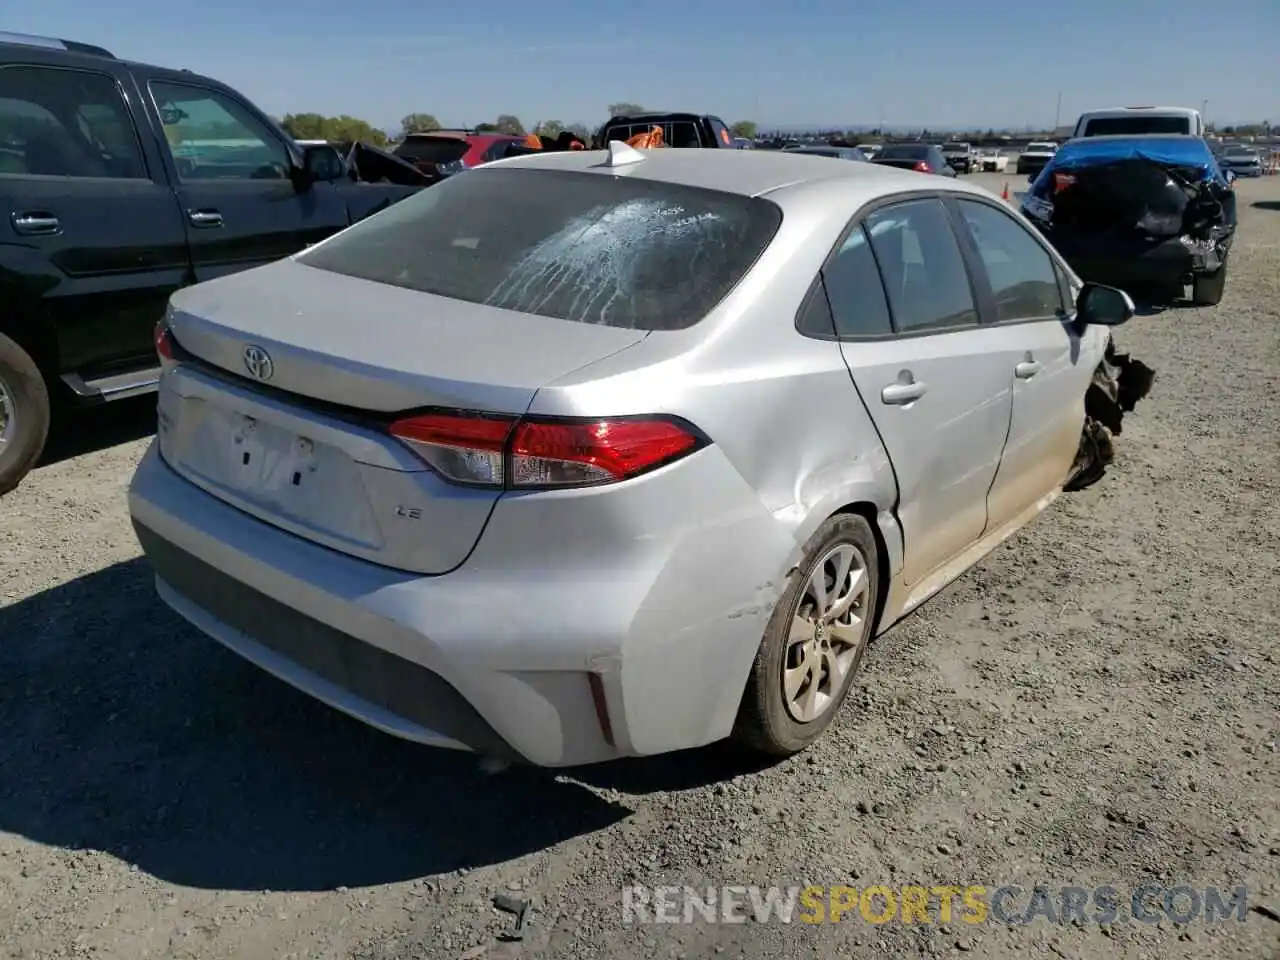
[1,173,1278,960]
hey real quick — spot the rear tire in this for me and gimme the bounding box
[1191,263,1227,306]
[733,514,881,757]
[0,332,51,497]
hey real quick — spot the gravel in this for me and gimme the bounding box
[2,173,1278,960]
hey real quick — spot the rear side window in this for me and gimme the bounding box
[298,167,782,331]
[0,65,146,179]
[864,199,977,333]
[393,136,469,164]
[822,225,893,337]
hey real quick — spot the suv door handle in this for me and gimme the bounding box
[881,380,928,405]
[187,209,224,228]
[1015,360,1042,379]
[11,212,61,236]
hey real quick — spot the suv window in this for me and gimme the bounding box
[604,120,703,148]
[0,66,145,178]
[149,81,290,181]
[955,200,1063,321]
[822,225,893,337]
[298,167,782,331]
[864,199,977,333]
[480,140,509,163]
[709,118,734,147]
[393,135,470,165]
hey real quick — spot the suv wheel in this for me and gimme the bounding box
[0,333,51,497]
[733,514,881,756]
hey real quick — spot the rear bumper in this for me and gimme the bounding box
[1040,230,1226,288]
[127,442,788,767]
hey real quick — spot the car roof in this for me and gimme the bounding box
[484,146,990,200]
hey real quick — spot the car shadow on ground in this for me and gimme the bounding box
[1253,200,1280,211]
[37,396,157,468]
[0,558,764,892]
[0,558,636,892]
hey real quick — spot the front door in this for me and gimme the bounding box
[143,78,348,282]
[949,197,1094,530]
[826,197,1015,587]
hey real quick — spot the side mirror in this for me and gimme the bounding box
[1223,169,1237,186]
[300,144,345,185]
[1076,282,1135,327]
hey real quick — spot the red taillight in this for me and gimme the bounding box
[154,321,175,361]
[387,412,704,488]
[914,161,930,172]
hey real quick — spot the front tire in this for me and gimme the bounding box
[733,514,881,757]
[0,333,51,497]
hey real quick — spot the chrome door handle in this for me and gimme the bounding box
[881,380,928,405]
[1015,360,1042,379]
[187,209,224,228]
[11,212,60,235]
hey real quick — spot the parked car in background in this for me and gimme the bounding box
[940,141,978,174]
[1017,141,1058,177]
[130,145,1150,767]
[732,137,754,149]
[1218,144,1263,178]
[597,112,736,149]
[870,143,956,176]
[391,132,526,181]
[0,32,425,496]
[1072,106,1204,138]
[979,150,1009,172]
[1021,135,1236,305]
[785,145,869,162]
[856,143,882,159]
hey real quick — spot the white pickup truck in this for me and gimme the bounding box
[1072,106,1204,138]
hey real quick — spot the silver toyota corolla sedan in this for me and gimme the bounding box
[129,143,1138,767]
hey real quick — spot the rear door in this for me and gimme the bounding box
[0,60,189,375]
[949,196,1093,529]
[826,196,1014,587]
[142,76,348,282]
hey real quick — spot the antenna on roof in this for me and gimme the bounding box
[605,140,646,167]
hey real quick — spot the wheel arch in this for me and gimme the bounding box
[0,305,60,383]
[828,501,899,638]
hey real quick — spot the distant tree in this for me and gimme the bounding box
[607,102,645,117]
[566,123,590,141]
[532,119,564,138]
[280,112,329,139]
[730,120,757,139]
[475,122,499,132]
[494,114,525,135]
[280,113,388,146]
[400,113,441,136]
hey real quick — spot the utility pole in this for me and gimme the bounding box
[1054,91,1062,131]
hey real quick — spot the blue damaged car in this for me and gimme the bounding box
[1020,135,1237,306]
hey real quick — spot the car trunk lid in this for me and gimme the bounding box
[159,260,648,573]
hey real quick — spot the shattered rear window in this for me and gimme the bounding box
[297,168,782,331]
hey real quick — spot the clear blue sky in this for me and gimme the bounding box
[9,0,1277,132]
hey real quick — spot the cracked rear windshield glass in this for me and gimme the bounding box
[297,168,781,330]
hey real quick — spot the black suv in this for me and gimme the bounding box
[0,34,425,494]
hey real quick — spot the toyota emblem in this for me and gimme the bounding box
[242,344,274,381]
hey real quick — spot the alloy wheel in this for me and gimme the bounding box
[782,542,871,723]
